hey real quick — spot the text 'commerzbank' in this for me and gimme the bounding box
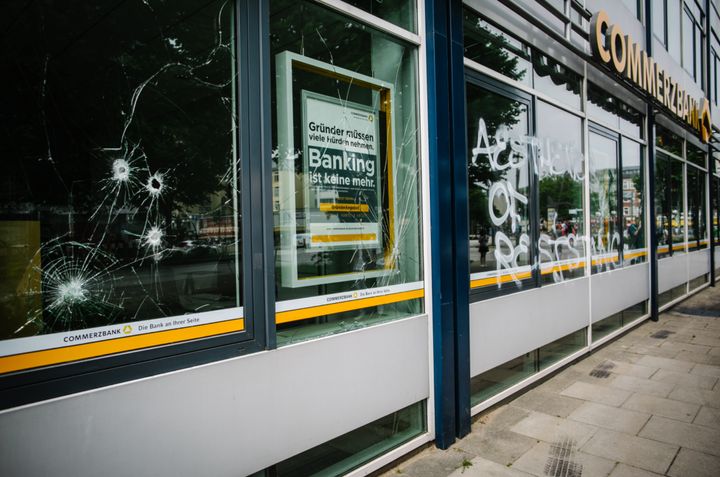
[591,10,712,143]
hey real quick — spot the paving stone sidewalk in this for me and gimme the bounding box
[380,286,720,477]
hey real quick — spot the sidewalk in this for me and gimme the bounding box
[380,286,720,477]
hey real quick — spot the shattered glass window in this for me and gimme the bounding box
[0,1,243,369]
[271,0,423,345]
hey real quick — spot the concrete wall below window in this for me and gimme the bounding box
[469,278,590,377]
[0,316,430,477]
[591,264,650,323]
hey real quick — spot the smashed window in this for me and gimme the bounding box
[270,0,423,345]
[0,0,243,373]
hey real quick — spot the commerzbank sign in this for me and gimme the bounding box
[591,10,712,143]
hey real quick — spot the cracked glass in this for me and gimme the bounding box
[270,0,423,345]
[0,1,243,367]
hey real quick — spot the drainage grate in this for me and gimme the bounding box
[650,330,676,339]
[544,437,583,477]
[589,361,615,378]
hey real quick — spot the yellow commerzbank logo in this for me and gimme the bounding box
[122,325,133,335]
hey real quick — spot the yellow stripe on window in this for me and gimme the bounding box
[319,203,369,213]
[0,318,244,375]
[276,289,424,324]
[470,271,532,289]
[311,233,377,243]
[540,261,585,275]
[590,256,620,266]
[623,250,648,260]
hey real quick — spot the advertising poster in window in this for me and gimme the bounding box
[302,91,382,251]
[276,51,398,288]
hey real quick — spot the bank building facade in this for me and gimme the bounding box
[1,1,719,475]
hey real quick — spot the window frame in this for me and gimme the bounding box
[464,72,539,302]
[1,0,427,411]
[0,0,276,410]
[588,123,623,271]
[588,122,647,272]
[682,1,706,85]
[654,0,669,48]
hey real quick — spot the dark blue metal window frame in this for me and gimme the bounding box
[0,0,276,410]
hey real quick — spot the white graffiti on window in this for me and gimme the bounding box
[472,118,584,181]
[472,117,585,286]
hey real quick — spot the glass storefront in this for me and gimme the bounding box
[1,1,245,368]
[270,401,426,476]
[589,129,621,272]
[587,129,647,272]
[655,151,686,257]
[270,0,423,345]
[592,301,647,341]
[655,122,709,259]
[622,139,646,265]
[466,82,534,292]
[470,328,587,407]
[537,101,585,284]
[687,166,708,250]
[1,2,717,475]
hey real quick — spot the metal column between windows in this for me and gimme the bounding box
[706,0,716,286]
[426,0,471,448]
[646,0,660,321]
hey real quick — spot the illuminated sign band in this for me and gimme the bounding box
[591,10,711,143]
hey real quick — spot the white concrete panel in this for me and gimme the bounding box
[688,249,710,280]
[591,264,649,323]
[470,278,590,377]
[658,253,689,293]
[0,316,429,477]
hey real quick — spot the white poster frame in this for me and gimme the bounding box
[275,51,398,288]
